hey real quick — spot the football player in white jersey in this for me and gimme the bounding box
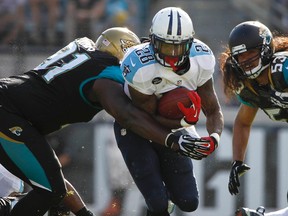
[116,7,224,216]
[0,164,24,215]
[0,164,24,197]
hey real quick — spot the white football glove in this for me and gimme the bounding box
[165,133,209,160]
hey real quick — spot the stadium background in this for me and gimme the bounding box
[0,0,288,215]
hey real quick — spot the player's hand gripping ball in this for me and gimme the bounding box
[157,87,193,119]
[177,90,201,125]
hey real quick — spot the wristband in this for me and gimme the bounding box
[210,132,220,145]
[231,160,244,168]
[165,133,175,148]
[165,133,179,151]
[180,118,193,127]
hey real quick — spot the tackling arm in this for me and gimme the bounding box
[128,85,184,129]
[128,84,158,114]
[91,79,170,145]
[91,79,208,160]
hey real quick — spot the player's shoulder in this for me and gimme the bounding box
[121,43,156,81]
[76,37,119,63]
[189,38,215,71]
[122,42,154,65]
[272,51,288,62]
[271,51,288,71]
[74,37,103,57]
[191,38,214,56]
[270,51,288,91]
[75,37,96,51]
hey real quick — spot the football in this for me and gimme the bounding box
[157,87,192,119]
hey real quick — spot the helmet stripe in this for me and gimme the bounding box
[167,9,173,35]
[177,11,182,35]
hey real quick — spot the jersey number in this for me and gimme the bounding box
[35,42,90,83]
[135,47,154,64]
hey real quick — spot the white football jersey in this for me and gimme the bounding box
[0,164,24,196]
[121,39,215,98]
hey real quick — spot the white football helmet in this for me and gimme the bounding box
[150,7,194,70]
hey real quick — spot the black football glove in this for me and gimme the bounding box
[0,197,12,216]
[228,160,251,195]
[165,133,209,160]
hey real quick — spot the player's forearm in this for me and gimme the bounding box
[63,179,85,213]
[117,104,170,145]
[153,115,182,130]
[205,109,224,136]
[232,122,250,161]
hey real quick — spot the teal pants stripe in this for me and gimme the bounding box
[0,137,52,191]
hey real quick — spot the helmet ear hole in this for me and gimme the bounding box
[261,45,273,65]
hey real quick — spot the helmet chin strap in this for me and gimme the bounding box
[165,57,178,71]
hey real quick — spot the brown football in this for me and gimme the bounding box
[157,87,191,119]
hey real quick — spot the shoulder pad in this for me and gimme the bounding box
[273,51,288,58]
[121,43,155,83]
[75,37,96,51]
[190,39,215,71]
[270,51,288,91]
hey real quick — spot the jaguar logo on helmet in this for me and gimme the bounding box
[259,28,272,46]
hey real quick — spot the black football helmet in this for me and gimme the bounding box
[228,21,274,79]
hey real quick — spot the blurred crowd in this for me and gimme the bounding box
[0,0,150,47]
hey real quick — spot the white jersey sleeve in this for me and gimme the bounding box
[121,43,159,95]
[189,39,215,87]
[0,164,24,196]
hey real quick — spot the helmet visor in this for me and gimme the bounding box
[154,38,191,57]
[152,36,192,69]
